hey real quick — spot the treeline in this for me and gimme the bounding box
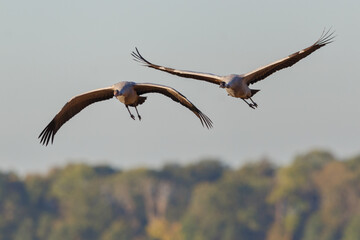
[1,150,360,240]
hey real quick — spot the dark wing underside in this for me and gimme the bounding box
[132,48,224,85]
[242,29,335,85]
[133,83,213,129]
[39,87,114,146]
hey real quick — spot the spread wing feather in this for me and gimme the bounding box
[39,87,114,146]
[133,83,213,129]
[243,29,335,85]
[132,48,224,85]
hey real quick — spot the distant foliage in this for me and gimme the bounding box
[1,151,360,240]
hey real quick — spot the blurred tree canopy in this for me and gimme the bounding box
[0,150,360,240]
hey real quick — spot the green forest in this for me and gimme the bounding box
[1,150,360,240]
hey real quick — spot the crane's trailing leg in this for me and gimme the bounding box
[249,97,258,108]
[134,106,141,121]
[126,105,135,120]
[242,99,256,109]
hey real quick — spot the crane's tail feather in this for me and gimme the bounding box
[251,89,260,96]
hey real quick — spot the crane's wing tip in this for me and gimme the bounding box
[199,112,213,129]
[317,28,336,46]
[131,48,154,66]
[38,122,56,146]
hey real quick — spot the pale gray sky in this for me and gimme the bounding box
[1,0,359,175]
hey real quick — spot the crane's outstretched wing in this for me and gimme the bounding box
[132,48,225,85]
[39,87,114,146]
[133,83,213,129]
[242,29,335,85]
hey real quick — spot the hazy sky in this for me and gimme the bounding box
[1,0,359,175]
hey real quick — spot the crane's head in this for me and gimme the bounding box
[114,89,122,96]
[219,82,226,88]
